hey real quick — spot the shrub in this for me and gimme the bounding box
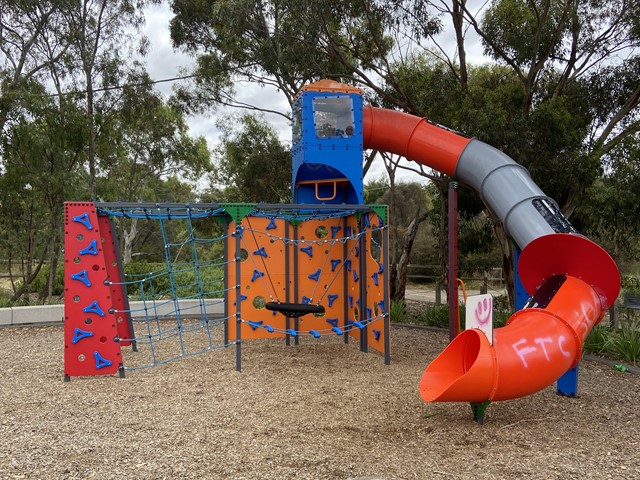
[606,320,640,364]
[26,263,65,297]
[583,323,613,356]
[390,299,407,322]
[416,303,450,328]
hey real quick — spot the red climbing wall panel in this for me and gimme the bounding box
[97,215,133,346]
[64,202,122,378]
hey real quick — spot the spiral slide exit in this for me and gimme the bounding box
[362,106,621,402]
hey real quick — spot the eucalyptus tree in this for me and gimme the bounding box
[167,0,436,114]
[0,81,88,302]
[94,66,212,263]
[211,113,291,203]
[60,0,155,199]
[0,1,72,137]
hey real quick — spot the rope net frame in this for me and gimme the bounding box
[64,202,390,377]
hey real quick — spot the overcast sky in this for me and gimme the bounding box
[140,3,487,187]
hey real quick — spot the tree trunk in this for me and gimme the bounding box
[452,0,468,87]
[392,208,429,301]
[122,218,138,264]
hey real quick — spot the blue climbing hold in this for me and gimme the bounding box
[308,269,321,281]
[371,272,379,286]
[373,329,381,341]
[233,294,248,305]
[72,212,93,230]
[251,269,265,282]
[266,218,277,230]
[300,245,313,257]
[330,259,341,272]
[253,247,268,257]
[348,296,353,308]
[309,330,321,338]
[78,239,98,256]
[378,264,384,274]
[354,246,360,257]
[70,270,92,288]
[327,294,338,307]
[301,296,312,304]
[326,318,338,327]
[378,300,385,314]
[83,301,105,317]
[71,328,93,344]
[353,270,359,282]
[94,351,113,369]
[330,225,341,239]
[364,215,371,227]
[247,321,263,330]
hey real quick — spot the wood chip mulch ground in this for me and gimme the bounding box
[0,322,638,480]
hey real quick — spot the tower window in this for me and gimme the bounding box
[313,96,354,139]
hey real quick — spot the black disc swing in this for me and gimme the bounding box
[265,301,325,318]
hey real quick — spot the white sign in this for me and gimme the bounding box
[465,294,494,345]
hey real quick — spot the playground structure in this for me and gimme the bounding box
[64,202,390,377]
[64,80,391,379]
[64,79,620,415]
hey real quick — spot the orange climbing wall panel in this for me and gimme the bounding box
[226,216,289,340]
[64,203,122,378]
[225,211,388,353]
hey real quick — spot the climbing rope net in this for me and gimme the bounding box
[94,202,389,372]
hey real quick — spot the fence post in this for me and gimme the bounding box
[480,272,488,295]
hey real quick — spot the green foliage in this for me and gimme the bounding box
[169,0,404,105]
[415,304,449,328]
[26,264,65,298]
[583,323,612,357]
[573,135,640,263]
[0,290,13,308]
[390,299,407,322]
[211,113,291,202]
[96,67,212,203]
[123,261,225,299]
[606,320,640,364]
[481,0,567,67]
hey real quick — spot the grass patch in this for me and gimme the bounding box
[583,323,612,356]
[606,320,640,364]
[390,299,407,322]
[415,304,450,328]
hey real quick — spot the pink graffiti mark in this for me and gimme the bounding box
[475,296,492,326]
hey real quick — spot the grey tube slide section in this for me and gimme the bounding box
[454,140,577,250]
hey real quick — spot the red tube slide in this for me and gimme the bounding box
[362,105,472,176]
[363,106,620,403]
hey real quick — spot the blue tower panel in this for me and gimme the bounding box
[292,91,365,204]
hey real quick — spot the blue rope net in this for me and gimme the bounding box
[95,203,386,370]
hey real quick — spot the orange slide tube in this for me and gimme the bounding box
[420,274,604,402]
[363,106,620,403]
[362,105,471,176]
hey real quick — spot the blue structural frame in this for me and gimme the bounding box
[291,89,365,204]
